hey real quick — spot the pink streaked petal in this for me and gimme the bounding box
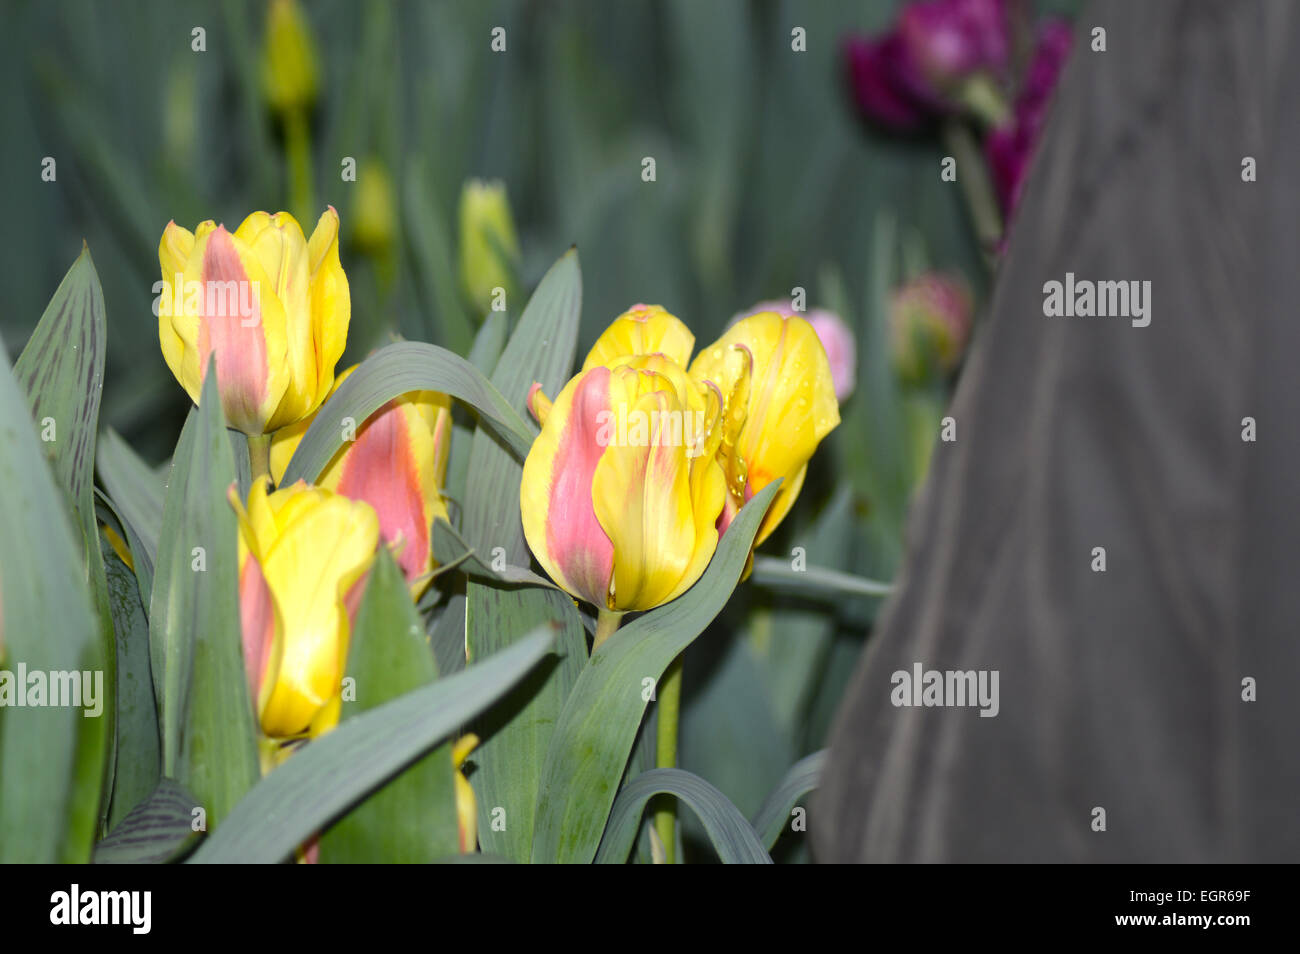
[335,404,429,584]
[239,556,276,703]
[199,227,270,429]
[545,368,615,606]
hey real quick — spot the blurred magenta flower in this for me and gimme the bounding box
[890,273,973,384]
[731,300,856,402]
[844,0,1011,131]
[986,19,1073,219]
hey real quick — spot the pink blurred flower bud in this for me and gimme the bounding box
[889,273,973,384]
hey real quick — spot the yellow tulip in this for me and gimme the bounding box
[232,479,379,739]
[581,303,696,372]
[688,312,840,546]
[458,179,520,316]
[158,208,349,437]
[520,352,726,617]
[269,366,453,597]
[262,0,319,115]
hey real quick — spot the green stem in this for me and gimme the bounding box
[592,608,623,651]
[943,121,1003,270]
[247,433,273,487]
[654,654,683,863]
[285,106,315,225]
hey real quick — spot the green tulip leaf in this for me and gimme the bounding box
[320,547,462,862]
[149,364,258,829]
[279,341,535,486]
[97,428,166,602]
[0,330,105,862]
[93,778,201,864]
[749,750,825,851]
[190,627,555,864]
[594,768,772,864]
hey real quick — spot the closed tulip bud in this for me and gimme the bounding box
[351,158,397,256]
[262,0,320,115]
[520,353,727,617]
[889,272,973,384]
[232,479,379,740]
[270,366,453,596]
[157,208,350,436]
[689,313,840,547]
[458,179,520,317]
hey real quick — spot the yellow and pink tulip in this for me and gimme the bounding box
[157,208,349,436]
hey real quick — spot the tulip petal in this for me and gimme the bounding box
[520,366,615,607]
[306,207,349,411]
[582,304,695,371]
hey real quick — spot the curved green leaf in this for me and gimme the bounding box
[149,366,258,828]
[595,768,771,864]
[96,428,165,601]
[280,342,535,486]
[749,556,893,599]
[93,779,200,864]
[750,750,825,851]
[530,480,780,863]
[0,331,104,862]
[432,518,558,590]
[190,628,556,864]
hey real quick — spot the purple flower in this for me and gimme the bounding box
[844,0,1011,131]
[986,18,1073,220]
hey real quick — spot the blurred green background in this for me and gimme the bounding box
[2,0,1076,860]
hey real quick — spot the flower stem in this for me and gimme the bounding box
[592,608,623,651]
[943,121,1003,269]
[247,433,273,487]
[285,105,315,226]
[654,653,683,863]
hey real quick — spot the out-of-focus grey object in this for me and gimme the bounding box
[816,0,1300,862]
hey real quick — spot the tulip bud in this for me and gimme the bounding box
[889,272,973,385]
[689,313,840,547]
[270,366,453,596]
[351,158,397,256]
[458,179,520,318]
[232,479,379,740]
[520,353,727,615]
[157,208,350,436]
[262,0,320,116]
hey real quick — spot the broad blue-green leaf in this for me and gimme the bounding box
[148,365,258,828]
[460,248,580,559]
[13,247,114,834]
[445,310,511,506]
[748,556,893,600]
[190,628,555,864]
[97,428,165,602]
[93,779,200,864]
[466,585,586,862]
[750,750,825,851]
[321,548,462,862]
[531,481,779,863]
[280,342,535,486]
[0,332,105,862]
[595,768,771,864]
